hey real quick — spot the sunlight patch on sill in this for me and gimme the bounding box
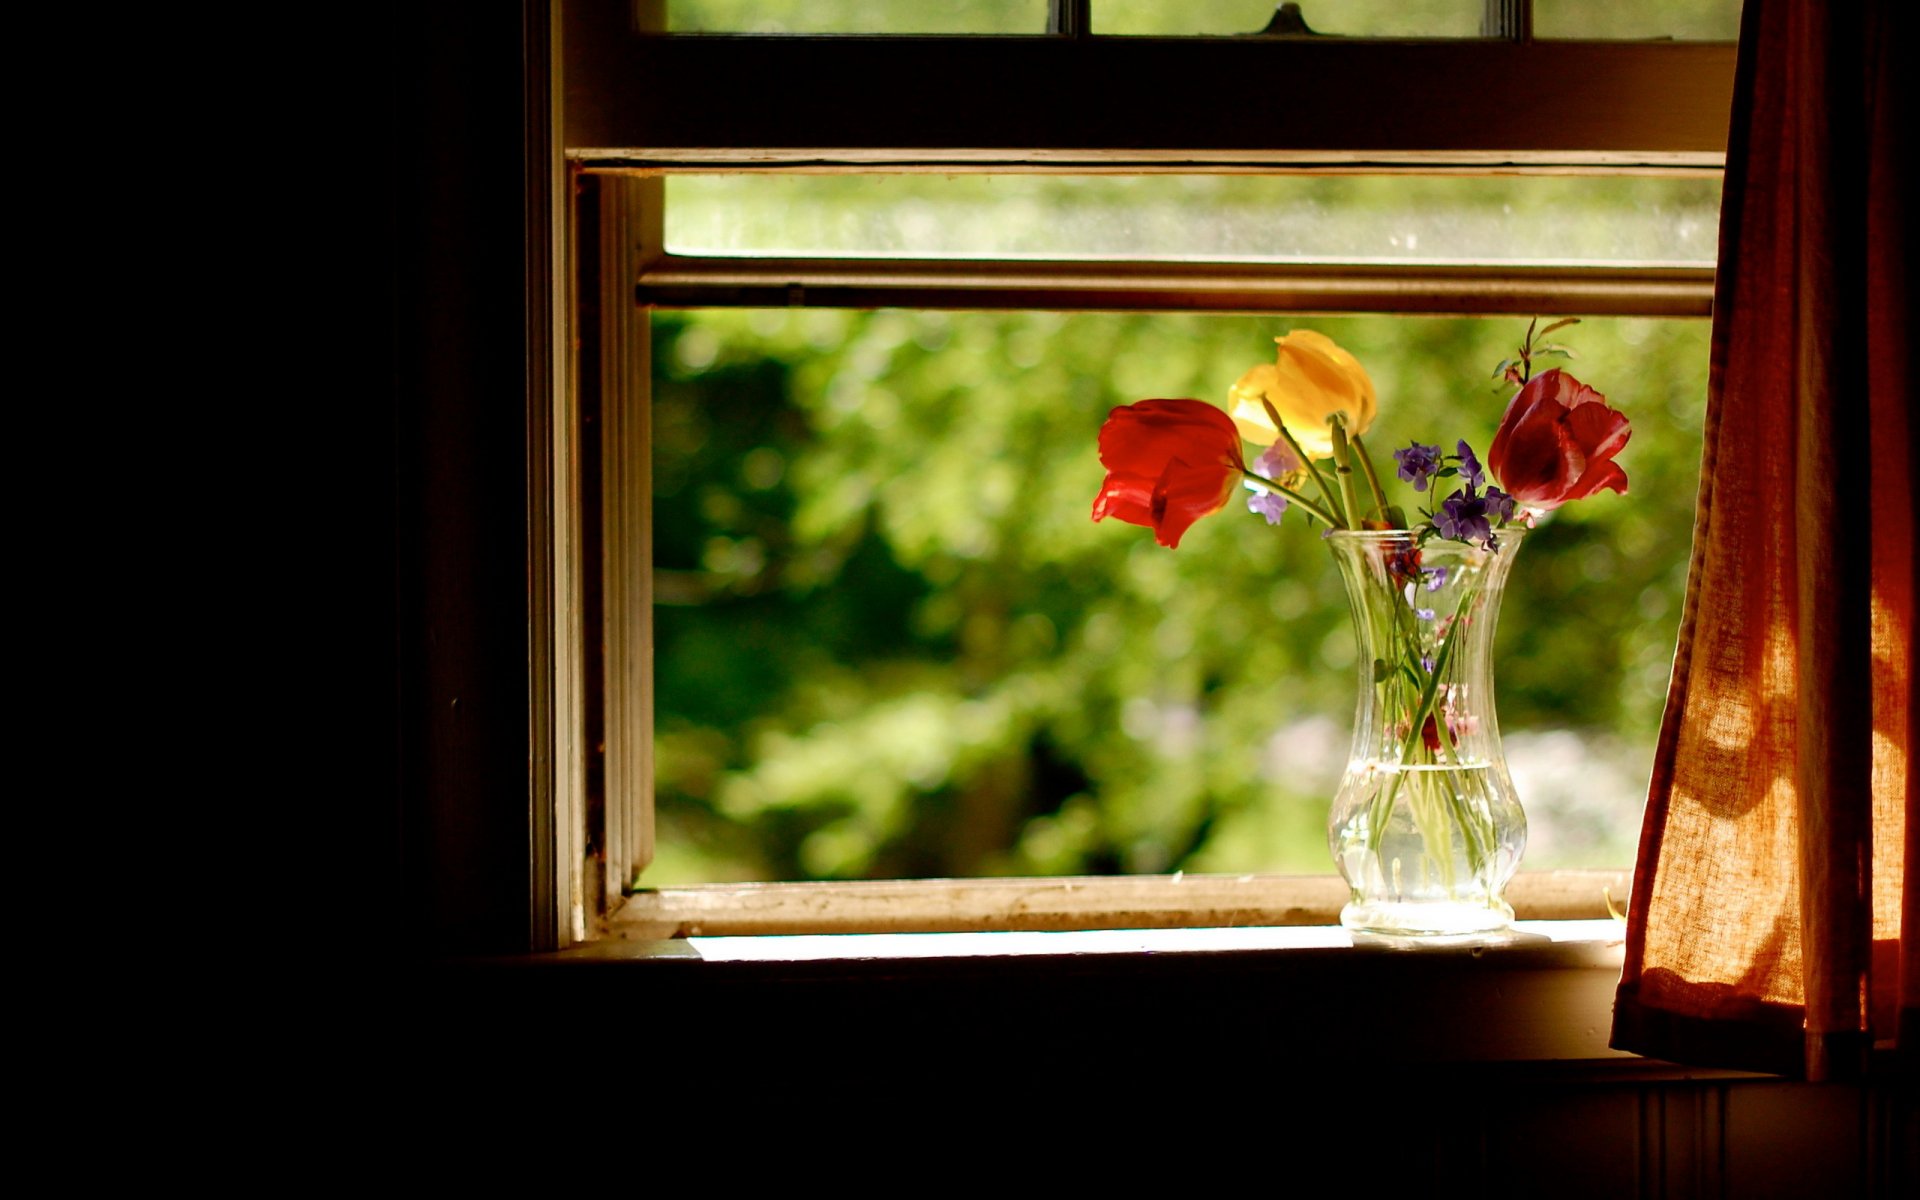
[690,917,1626,963]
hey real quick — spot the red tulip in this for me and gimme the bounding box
[1092,399,1247,548]
[1487,368,1631,512]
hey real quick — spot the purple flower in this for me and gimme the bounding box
[1485,485,1518,522]
[1246,443,1300,525]
[1415,607,1436,621]
[1393,441,1444,492]
[1436,488,1495,546]
[1423,565,1449,592]
[1248,491,1289,524]
[1456,440,1485,489]
[1254,443,1300,478]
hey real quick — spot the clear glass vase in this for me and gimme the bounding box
[1326,529,1527,936]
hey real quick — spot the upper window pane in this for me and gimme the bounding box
[665,174,1722,267]
[665,1,1050,34]
[1534,0,1742,41]
[1095,1,1486,38]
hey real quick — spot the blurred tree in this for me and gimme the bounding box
[646,308,1708,883]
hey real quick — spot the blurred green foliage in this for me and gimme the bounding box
[646,309,1708,885]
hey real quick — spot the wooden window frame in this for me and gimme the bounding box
[554,0,1735,944]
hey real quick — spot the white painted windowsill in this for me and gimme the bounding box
[688,917,1625,962]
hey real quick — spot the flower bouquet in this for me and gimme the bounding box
[1091,320,1630,935]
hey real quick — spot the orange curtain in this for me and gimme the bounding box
[1610,0,1914,1080]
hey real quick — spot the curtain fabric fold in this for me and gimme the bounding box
[1610,0,1914,1080]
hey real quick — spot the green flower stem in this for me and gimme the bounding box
[1427,696,1492,876]
[1431,624,1502,881]
[1366,574,1433,847]
[1242,472,1339,529]
[1327,416,1366,533]
[1434,767,1482,888]
[1366,588,1474,852]
[1350,434,1393,525]
[1260,397,1346,527]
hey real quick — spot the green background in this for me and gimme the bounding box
[647,310,1708,884]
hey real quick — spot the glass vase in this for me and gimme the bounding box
[1326,529,1527,936]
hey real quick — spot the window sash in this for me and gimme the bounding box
[561,4,1733,920]
[631,254,1714,317]
[565,12,1734,171]
[611,869,1632,939]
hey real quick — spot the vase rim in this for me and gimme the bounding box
[1324,527,1527,540]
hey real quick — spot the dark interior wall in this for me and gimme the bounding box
[405,957,1915,1185]
[374,0,545,959]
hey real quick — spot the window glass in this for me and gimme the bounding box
[648,1,1743,40]
[1534,0,1742,41]
[1094,0,1486,38]
[665,0,1050,34]
[647,310,1706,885]
[665,174,1722,266]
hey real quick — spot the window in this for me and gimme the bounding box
[558,0,1736,941]
[388,6,1914,1152]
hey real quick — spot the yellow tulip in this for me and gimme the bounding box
[1227,330,1378,459]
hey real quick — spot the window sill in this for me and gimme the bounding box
[448,875,1758,1082]
[469,915,1768,1082]
[678,916,1622,963]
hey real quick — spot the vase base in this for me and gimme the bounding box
[1340,897,1514,937]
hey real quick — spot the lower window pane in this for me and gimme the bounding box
[648,311,1707,884]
